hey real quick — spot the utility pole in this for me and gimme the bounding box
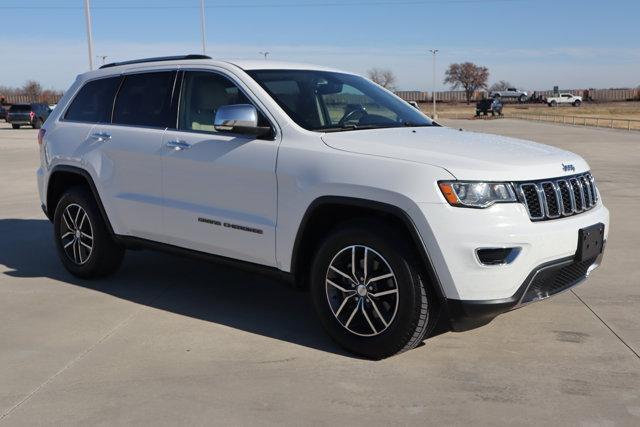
[259,51,270,60]
[200,0,207,54]
[84,0,94,70]
[429,49,439,119]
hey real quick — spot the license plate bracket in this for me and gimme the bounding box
[576,223,605,262]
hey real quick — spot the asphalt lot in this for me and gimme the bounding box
[0,119,638,425]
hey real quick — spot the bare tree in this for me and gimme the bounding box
[444,62,489,104]
[489,80,513,92]
[22,80,43,101]
[367,68,397,90]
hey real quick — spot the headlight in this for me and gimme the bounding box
[438,181,517,208]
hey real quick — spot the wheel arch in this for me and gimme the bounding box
[46,165,115,235]
[290,196,447,306]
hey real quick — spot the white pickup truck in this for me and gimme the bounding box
[546,93,582,107]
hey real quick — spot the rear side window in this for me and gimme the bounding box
[113,72,175,128]
[64,77,121,123]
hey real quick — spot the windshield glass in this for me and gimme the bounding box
[247,70,433,132]
[10,105,31,112]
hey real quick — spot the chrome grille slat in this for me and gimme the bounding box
[580,175,593,207]
[517,172,598,221]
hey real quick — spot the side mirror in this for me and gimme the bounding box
[214,104,272,137]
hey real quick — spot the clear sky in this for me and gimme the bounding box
[1,0,638,91]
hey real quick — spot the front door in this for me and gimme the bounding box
[161,70,279,266]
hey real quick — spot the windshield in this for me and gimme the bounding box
[247,69,433,132]
[10,105,31,112]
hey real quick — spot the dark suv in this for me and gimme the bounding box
[475,98,503,117]
[6,103,51,129]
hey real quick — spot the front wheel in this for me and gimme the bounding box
[573,100,581,107]
[310,222,437,359]
[11,124,20,129]
[518,95,527,103]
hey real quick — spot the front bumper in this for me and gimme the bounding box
[447,250,604,331]
[411,197,609,330]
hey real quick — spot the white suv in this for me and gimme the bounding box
[37,55,609,359]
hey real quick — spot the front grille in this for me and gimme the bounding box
[517,172,598,221]
[521,257,597,304]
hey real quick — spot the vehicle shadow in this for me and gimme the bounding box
[0,218,353,357]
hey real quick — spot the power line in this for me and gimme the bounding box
[0,0,532,10]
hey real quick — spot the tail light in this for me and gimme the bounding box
[38,128,45,146]
[29,111,35,121]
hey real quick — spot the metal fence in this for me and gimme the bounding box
[438,111,640,131]
[1,93,64,105]
[507,112,640,131]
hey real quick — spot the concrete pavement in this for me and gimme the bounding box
[0,120,638,425]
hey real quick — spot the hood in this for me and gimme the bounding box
[321,126,589,181]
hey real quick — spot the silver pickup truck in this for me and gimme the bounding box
[489,88,528,103]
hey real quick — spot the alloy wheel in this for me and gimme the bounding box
[325,245,399,337]
[60,203,94,265]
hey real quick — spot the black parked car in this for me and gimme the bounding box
[475,98,503,116]
[6,103,51,129]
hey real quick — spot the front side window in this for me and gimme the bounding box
[178,71,252,133]
[248,70,432,132]
[113,72,175,128]
[64,77,121,123]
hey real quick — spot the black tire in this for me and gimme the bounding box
[573,100,581,107]
[310,221,438,359]
[518,94,527,103]
[32,119,42,129]
[53,186,124,278]
[550,100,557,107]
[12,124,20,129]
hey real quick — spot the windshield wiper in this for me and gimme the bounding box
[402,121,433,127]
[320,123,402,133]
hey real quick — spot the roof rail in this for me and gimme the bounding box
[99,54,212,69]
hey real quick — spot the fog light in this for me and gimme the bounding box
[476,247,521,265]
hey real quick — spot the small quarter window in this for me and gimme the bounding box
[64,77,121,123]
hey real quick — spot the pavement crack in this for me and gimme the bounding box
[571,290,640,361]
[0,283,175,422]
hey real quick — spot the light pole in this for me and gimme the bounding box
[200,0,207,54]
[84,0,94,70]
[429,49,438,119]
[259,51,270,60]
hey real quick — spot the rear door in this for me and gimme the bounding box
[160,70,279,266]
[91,70,178,241]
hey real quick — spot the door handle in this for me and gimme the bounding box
[91,132,111,141]
[166,140,191,151]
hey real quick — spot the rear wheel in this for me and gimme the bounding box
[550,100,557,107]
[11,124,20,129]
[54,186,124,278]
[32,118,42,129]
[310,221,437,359]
